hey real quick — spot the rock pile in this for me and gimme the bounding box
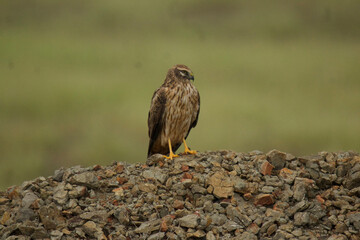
[0,150,359,239]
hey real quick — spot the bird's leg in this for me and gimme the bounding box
[163,138,179,160]
[182,138,197,155]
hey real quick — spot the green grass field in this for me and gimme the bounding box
[1,0,360,189]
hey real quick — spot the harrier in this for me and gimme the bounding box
[147,64,200,160]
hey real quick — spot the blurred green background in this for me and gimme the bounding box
[1,0,360,189]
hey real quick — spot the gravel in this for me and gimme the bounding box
[0,150,359,239]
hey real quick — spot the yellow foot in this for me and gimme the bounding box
[184,149,197,155]
[163,138,179,160]
[182,138,197,155]
[163,152,179,160]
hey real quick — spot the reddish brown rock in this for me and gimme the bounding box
[173,200,184,210]
[116,177,128,185]
[254,194,274,206]
[181,165,189,172]
[243,193,253,200]
[183,172,192,180]
[114,164,124,173]
[260,161,274,176]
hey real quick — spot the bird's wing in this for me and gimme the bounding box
[185,90,200,139]
[147,87,166,157]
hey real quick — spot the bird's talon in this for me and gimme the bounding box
[184,149,197,155]
[163,153,179,160]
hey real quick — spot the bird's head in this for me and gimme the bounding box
[173,64,195,81]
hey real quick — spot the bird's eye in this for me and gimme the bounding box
[179,71,187,77]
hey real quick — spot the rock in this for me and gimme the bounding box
[238,232,258,240]
[187,230,206,238]
[206,231,216,240]
[80,210,109,223]
[50,229,64,239]
[226,205,252,227]
[260,161,274,176]
[53,168,65,182]
[135,219,161,234]
[223,220,240,231]
[148,232,165,240]
[346,162,360,189]
[178,214,199,228]
[138,183,157,193]
[335,222,347,233]
[267,149,287,170]
[207,171,234,198]
[0,150,359,239]
[143,168,168,184]
[70,172,99,188]
[348,212,360,231]
[211,214,227,226]
[31,227,49,239]
[39,203,66,230]
[53,183,68,205]
[254,194,274,206]
[267,223,277,236]
[15,207,36,222]
[173,199,184,210]
[68,186,87,198]
[82,221,101,237]
[146,154,165,165]
[114,206,129,225]
[294,212,310,226]
[21,191,38,208]
[293,178,313,201]
[279,168,296,184]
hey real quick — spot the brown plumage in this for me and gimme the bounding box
[147,64,200,159]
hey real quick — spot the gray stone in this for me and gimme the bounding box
[293,178,307,201]
[148,232,165,240]
[192,184,207,194]
[178,214,199,228]
[294,212,310,226]
[53,168,65,182]
[82,221,98,237]
[223,220,240,231]
[70,172,99,188]
[21,191,38,208]
[53,183,68,205]
[206,231,216,240]
[335,222,347,233]
[143,168,168,184]
[346,163,360,189]
[80,210,108,223]
[267,223,277,236]
[68,186,87,198]
[211,214,227,226]
[19,223,36,236]
[226,205,252,227]
[238,232,258,240]
[233,178,248,194]
[31,227,49,239]
[135,219,161,234]
[39,203,66,230]
[15,207,36,222]
[348,212,360,230]
[50,229,64,240]
[267,149,287,170]
[114,206,129,225]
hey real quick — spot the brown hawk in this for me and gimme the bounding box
[147,64,200,160]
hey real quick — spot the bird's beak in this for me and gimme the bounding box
[189,73,195,81]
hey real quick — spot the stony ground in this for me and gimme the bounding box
[0,150,359,240]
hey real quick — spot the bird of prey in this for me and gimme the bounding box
[147,64,200,160]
